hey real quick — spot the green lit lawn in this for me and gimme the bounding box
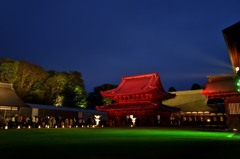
[0,127,240,159]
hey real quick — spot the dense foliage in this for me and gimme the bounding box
[0,58,87,108]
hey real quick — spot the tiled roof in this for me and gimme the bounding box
[0,82,30,107]
[28,103,106,115]
[201,77,237,95]
[163,90,219,112]
[201,76,240,101]
[101,72,168,96]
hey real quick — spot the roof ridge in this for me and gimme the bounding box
[122,72,158,79]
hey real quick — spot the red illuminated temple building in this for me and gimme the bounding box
[96,72,177,126]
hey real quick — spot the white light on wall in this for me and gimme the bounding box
[236,67,239,73]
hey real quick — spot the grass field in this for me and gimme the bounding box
[0,127,240,159]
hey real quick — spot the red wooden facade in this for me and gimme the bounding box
[96,72,177,126]
[201,75,240,129]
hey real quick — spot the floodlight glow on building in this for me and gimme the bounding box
[236,67,239,73]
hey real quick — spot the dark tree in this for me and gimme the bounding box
[62,71,87,108]
[168,87,177,92]
[42,71,87,108]
[87,84,117,109]
[93,84,118,93]
[87,92,103,109]
[191,83,202,90]
[16,60,47,101]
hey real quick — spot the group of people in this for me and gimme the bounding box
[0,114,101,129]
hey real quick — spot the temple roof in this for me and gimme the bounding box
[222,21,240,75]
[28,103,106,115]
[101,72,173,99]
[163,90,223,112]
[201,75,239,98]
[0,82,30,107]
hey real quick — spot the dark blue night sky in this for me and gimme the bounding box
[1,0,239,92]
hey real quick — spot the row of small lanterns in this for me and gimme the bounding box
[4,124,104,129]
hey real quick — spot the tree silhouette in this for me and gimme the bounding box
[87,84,117,109]
[191,83,202,90]
[168,86,177,92]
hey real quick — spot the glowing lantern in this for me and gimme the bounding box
[94,115,101,126]
[236,78,240,92]
[130,115,136,127]
[236,67,239,74]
